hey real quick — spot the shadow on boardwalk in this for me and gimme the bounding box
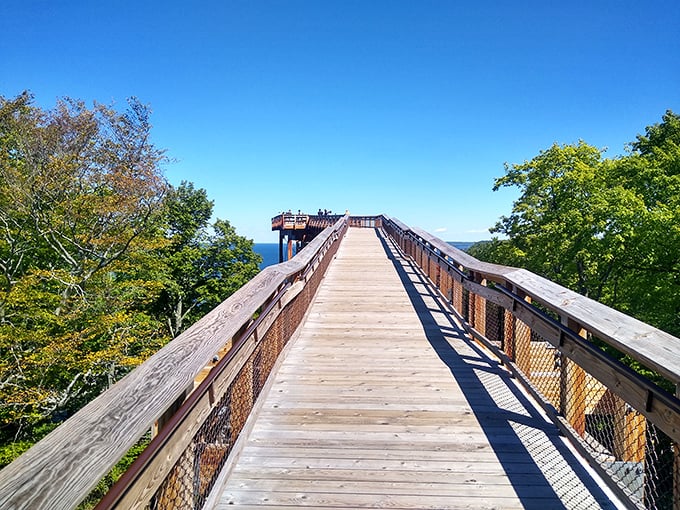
[376,229,619,510]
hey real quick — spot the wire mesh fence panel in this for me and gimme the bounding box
[141,229,348,510]
[509,323,676,509]
[529,330,561,410]
[428,255,437,286]
[472,290,486,336]
[503,308,515,361]
[440,267,453,306]
[461,287,470,324]
[252,327,278,402]
[228,359,254,448]
[150,446,195,509]
[643,423,675,510]
[190,395,232,509]
[514,316,532,379]
[150,388,232,510]
[573,366,674,509]
[452,277,463,317]
[484,300,504,350]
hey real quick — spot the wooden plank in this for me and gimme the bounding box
[235,445,529,460]
[403,221,680,385]
[224,478,553,498]
[211,228,619,510]
[0,218,349,510]
[227,467,525,484]
[216,490,537,509]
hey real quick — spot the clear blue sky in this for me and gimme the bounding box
[2,1,679,242]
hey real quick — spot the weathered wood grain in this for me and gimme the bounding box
[507,268,680,383]
[212,228,618,510]
[0,218,348,510]
[390,217,680,385]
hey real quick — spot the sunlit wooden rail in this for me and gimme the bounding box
[1,214,679,509]
[211,227,619,509]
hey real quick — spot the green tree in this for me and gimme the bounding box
[485,110,680,337]
[157,182,262,337]
[606,110,680,334]
[0,92,170,448]
[0,93,264,468]
[491,140,621,299]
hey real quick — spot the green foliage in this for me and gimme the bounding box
[0,422,59,469]
[76,433,151,510]
[155,182,262,337]
[483,110,680,339]
[0,92,262,469]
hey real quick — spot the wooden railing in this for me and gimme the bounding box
[382,215,680,509]
[2,213,680,509]
[0,216,349,510]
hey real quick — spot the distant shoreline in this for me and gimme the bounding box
[253,241,481,270]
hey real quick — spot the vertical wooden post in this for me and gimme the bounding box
[278,231,284,263]
[287,238,293,261]
[452,272,463,315]
[473,272,486,336]
[560,318,587,436]
[444,269,452,304]
[468,273,476,328]
[504,308,515,360]
[503,281,515,360]
[514,290,532,378]
[612,397,646,463]
[153,386,192,437]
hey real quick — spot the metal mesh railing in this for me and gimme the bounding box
[106,224,347,510]
[382,220,680,510]
[471,290,675,509]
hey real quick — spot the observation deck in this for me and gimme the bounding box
[213,228,619,509]
[2,215,679,510]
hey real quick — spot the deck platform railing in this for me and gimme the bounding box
[1,214,680,509]
[0,216,349,510]
[382,215,680,510]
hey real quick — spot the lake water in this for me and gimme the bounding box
[253,243,284,269]
[254,241,476,270]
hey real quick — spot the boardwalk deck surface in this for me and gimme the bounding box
[213,228,620,510]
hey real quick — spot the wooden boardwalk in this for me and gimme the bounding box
[212,228,621,510]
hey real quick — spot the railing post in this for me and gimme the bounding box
[503,282,516,360]
[560,318,587,436]
[154,385,192,437]
[452,269,463,316]
[443,267,453,304]
[504,307,515,360]
[472,272,486,337]
[514,290,532,378]
[612,398,645,463]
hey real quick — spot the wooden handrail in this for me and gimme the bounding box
[388,215,680,424]
[3,212,679,509]
[385,216,680,385]
[0,216,349,510]
[381,214,680,508]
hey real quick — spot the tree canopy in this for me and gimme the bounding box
[472,110,680,339]
[0,92,261,464]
